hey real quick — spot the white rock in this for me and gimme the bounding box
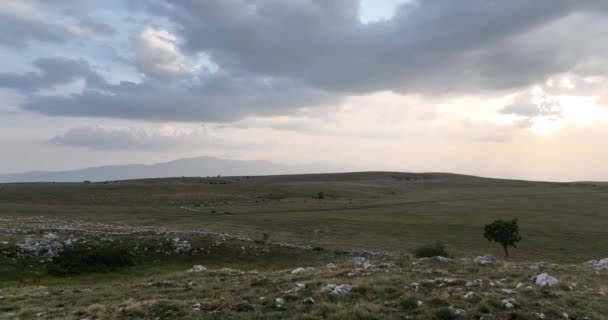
[275,297,285,305]
[562,313,569,319]
[285,282,306,294]
[516,282,524,289]
[584,258,608,270]
[453,309,466,317]
[501,288,514,294]
[304,297,315,305]
[432,256,451,263]
[464,291,474,299]
[473,255,497,265]
[187,265,207,273]
[326,263,336,269]
[321,283,352,295]
[291,267,306,274]
[501,298,516,309]
[465,281,474,288]
[532,273,559,287]
[417,300,423,307]
[533,312,546,319]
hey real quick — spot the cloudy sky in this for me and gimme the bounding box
[2,0,608,181]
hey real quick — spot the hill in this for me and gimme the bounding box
[1,171,606,262]
[0,156,346,183]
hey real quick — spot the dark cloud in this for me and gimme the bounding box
[4,0,608,122]
[0,12,67,48]
[137,0,608,95]
[0,57,98,91]
[22,71,337,122]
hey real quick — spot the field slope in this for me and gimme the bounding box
[1,171,607,262]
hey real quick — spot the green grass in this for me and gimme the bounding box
[1,256,606,319]
[1,172,607,262]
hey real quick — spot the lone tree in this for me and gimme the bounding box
[483,219,522,259]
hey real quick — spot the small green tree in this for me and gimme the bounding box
[483,218,522,259]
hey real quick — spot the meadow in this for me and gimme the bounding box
[1,172,607,262]
[1,172,607,319]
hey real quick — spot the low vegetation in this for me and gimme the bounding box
[413,242,450,258]
[1,172,607,319]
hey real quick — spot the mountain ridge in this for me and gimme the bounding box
[0,156,342,183]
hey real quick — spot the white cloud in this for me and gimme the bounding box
[132,27,186,78]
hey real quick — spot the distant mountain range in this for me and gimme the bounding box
[0,156,347,183]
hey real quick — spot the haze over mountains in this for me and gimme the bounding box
[0,156,347,183]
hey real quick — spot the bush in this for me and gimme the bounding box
[434,308,456,320]
[413,242,449,258]
[399,297,418,310]
[46,245,133,276]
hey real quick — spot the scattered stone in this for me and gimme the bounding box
[464,291,474,299]
[326,263,336,269]
[417,300,423,307]
[584,258,608,270]
[303,297,315,305]
[533,312,546,319]
[465,281,474,288]
[285,282,306,294]
[352,256,375,269]
[321,284,353,295]
[453,308,466,317]
[432,256,451,263]
[275,297,285,306]
[501,288,515,294]
[171,237,192,253]
[532,273,559,287]
[502,298,517,309]
[516,282,524,289]
[291,267,306,274]
[35,312,45,317]
[562,313,569,319]
[474,255,497,265]
[187,265,207,273]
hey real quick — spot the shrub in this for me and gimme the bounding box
[317,192,325,199]
[413,242,449,258]
[46,245,133,276]
[434,307,455,320]
[399,297,418,310]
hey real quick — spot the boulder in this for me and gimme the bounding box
[532,273,559,287]
[473,255,497,265]
[187,265,207,273]
[352,257,374,269]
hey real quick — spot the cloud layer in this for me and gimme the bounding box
[1,1,608,122]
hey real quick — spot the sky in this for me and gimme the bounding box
[1,0,608,181]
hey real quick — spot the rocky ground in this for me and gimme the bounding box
[1,218,607,319]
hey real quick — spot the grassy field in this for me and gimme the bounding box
[1,172,607,262]
[1,172,608,319]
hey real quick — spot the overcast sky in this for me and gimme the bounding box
[2,0,608,181]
